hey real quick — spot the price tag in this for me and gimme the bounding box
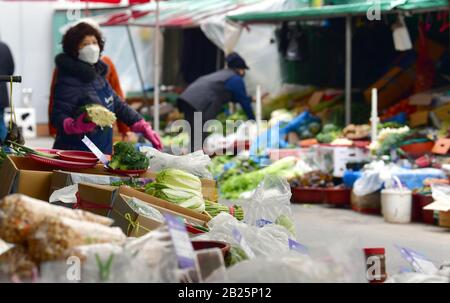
[165,214,196,269]
[397,246,437,275]
[232,228,255,259]
[81,136,109,165]
[255,219,273,228]
[288,239,308,254]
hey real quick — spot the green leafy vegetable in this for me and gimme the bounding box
[145,168,205,213]
[220,157,297,199]
[205,200,244,221]
[109,142,149,170]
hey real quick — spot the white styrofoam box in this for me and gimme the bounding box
[4,107,37,139]
[332,147,370,178]
[318,145,370,177]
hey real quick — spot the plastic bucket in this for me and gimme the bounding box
[381,188,412,223]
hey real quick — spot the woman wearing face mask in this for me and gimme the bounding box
[51,22,162,154]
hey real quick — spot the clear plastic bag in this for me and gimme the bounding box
[0,244,38,282]
[39,226,179,283]
[195,213,292,258]
[211,240,367,283]
[27,217,126,263]
[140,147,213,179]
[238,175,296,236]
[0,194,113,244]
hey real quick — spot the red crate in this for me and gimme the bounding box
[324,188,351,206]
[291,187,325,204]
[412,193,434,224]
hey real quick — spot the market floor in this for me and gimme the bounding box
[292,204,450,273]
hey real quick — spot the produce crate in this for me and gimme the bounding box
[291,187,325,204]
[412,193,434,224]
[439,211,450,228]
[351,191,381,215]
[324,188,351,207]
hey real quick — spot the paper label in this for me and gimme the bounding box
[81,135,109,165]
[288,239,308,254]
[232,228,255,259]
[397,246,438,275]
[165,214,196,269]
[255,219,273,228]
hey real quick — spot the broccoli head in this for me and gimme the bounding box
[109,142,149,170]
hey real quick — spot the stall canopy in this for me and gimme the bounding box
[95,0,269,27]
[228,0,450,23]
[227,0,449,125]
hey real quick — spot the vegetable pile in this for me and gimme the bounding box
[220,157,298,199]
[209,156,259,182]
[205,200,244,221]
[145,168,205,213]
[289,170,334,188]
[109,142,149,171]
[316,124,342,144]
[82,104,117,128]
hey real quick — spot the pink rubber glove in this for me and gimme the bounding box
[63,113,97,135]
[130,119,163,150]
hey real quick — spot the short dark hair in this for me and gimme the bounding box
[62,22,105,58]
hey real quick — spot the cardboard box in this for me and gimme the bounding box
[433,103,450,122]
[51,169,218,202]
[424,200,450,228]
[110,193,163,237]
[439,211,450,228]
[409,110,429,128]
[0,156,53,201]
[77,183,116,217]
[111,186,210,237]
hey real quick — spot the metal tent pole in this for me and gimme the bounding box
[126,25,149,105]
[345,15,352,125]
[153,0,161,133]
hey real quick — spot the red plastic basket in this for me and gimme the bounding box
[291,187,325,204]
[412,193,434,224]
[105,167,148,177]
[324,188,351,206]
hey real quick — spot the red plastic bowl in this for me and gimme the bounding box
[28,154,97,169]
[105,167,148,177]
[191,240,230,257]
[324,188,351,206]
[57,150,99,163]
[400,141,434,158]
[291,187,325,204]
[36,148,61,155]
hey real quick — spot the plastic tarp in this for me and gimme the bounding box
[228,0,449,23]
[200,0,288,96]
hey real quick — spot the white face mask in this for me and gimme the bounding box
[78,44,100,65]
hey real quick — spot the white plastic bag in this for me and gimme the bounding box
[238,175,296,236]
[195,213,292,258]
[140,147,213,179]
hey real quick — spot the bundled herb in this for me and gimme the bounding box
[204,200,244,221]
[7,141,57,159]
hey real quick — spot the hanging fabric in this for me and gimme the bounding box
[392,15,413,51]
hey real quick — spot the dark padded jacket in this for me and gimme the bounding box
[0,41,15,109]
[179,69,236,121]
[51,53,141,154]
